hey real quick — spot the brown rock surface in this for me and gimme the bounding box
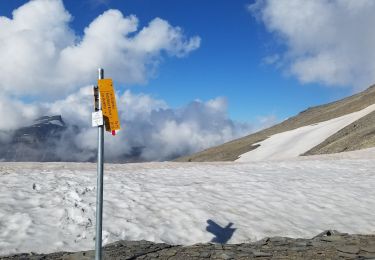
[3,231,375,259]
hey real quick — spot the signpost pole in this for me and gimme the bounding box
[95,68,105,260]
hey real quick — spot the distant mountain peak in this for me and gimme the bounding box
[33,115,65,127]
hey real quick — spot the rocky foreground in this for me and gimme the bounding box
[3,231,375,260]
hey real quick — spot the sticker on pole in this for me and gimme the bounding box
[92,110,104,127]
[98,79,121,132]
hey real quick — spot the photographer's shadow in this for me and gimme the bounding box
[206,219,236,244]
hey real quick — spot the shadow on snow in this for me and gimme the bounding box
[206,219,236,244]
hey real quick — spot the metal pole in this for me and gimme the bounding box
[95,68,104,260]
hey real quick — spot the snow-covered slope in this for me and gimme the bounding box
[236,104,375,162]
[176,85,375,162]
[1,153,375,256]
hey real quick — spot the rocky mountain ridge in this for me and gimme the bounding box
[0,115,73,162]
[176,85,375,162]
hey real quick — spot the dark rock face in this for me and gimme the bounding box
[0,115,145,163]
[14,115,66,144]
[3,231,375,259]
[0,115,72,162]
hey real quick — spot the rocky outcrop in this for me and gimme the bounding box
[3,231,375,259]
[0,115,68,162]
[303,110,375,156]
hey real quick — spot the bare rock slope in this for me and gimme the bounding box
[3,231,375,259]
[176,85,375,162]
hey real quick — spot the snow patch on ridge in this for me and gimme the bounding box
[236,104,375,162]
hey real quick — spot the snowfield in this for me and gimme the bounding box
[1,149,375,256]
[237,104,375,162]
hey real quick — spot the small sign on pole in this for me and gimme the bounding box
[92,110,104,127]
[98,79,121,133]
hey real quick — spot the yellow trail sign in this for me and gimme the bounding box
[98,79,121,133]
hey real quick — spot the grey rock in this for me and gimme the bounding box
[337,252,358,259]
[237,246,254,253]
[289,246,307,252]
[199,251,211,258]
[254,238,269,246]
[252,251,273,257]
[186,251,201,257]
[336,245,360,254]
[161,249,177,256]
[214,244,223,250]
[217,252,234,259]
[269,236,287,242]
[362,246,375,253]
[4,232,375,260]
[359,253,375,259]
[294,241,307,247]
[320,235,344,242]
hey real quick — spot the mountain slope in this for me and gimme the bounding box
[176,84,375,162]
[303,110,375,156]
[0,115,68,162]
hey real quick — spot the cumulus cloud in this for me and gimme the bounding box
[0,0,200,97]
[0,0,258,162]
[0,96,41,130]
[249,0,375,89]
[63,89,252,161]
[0,88,254,162]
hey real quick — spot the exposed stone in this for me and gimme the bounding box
[3,232,375,260]
[362,246,375,253]
[254,238,269,246]
[337,252,358,259]
[187,251,201,257]
[294,241,307,247]
[289,246,307,252]
[359,252,375,259]
[161,249,177,256]
[199,251,211,258]
[320,235,344,242]
[269,237,287,242]
[217,252,235,259]
[237,246,254,253]
[252,251,273,257]
[336,245,360,254]
[214,244,223,250]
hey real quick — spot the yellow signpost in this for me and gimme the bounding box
[94,70,124,260]
[98,79,121,133]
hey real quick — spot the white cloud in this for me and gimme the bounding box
[107,92,251,161]
[0,88,254,161]
[0,96,41,131]
[0,0,259,162]
[0,0,200,97]
[249,0,375,89]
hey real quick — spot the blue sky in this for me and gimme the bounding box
[1,0,375,160]
[0,0,366,123]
